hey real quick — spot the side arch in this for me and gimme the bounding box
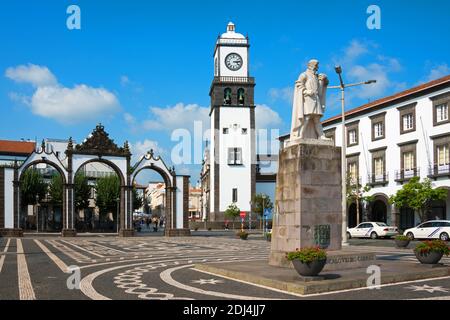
[16,148,69,233]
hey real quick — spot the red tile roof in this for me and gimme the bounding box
[323,74,450,126]
[0,140,36,155]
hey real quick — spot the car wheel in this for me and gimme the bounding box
[440,232,449,241]
[347,232,352,240]
[370,232,378,239]
[406,232,414,240]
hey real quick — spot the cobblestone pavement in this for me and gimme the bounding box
[1,236,450,300]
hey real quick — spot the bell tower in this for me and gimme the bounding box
[209,22,256,222]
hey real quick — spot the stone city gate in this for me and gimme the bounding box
[0,124,190,237]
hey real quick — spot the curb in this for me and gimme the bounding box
[194,263,450,295]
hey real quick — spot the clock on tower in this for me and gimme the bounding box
[208,22,256,222]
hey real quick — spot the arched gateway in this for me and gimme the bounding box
[11,124,190,237]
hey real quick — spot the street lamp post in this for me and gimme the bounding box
[262,195,266,234]
[35,195,40,233]
[329,66,376,246]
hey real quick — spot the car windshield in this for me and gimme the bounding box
[376,223,387,227]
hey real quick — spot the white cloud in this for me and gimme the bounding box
[120,75,130,86]
[328,40,404,105]
[343,40,369,62]
[255,104,283,129]
[268,87,293,104]
[5,64,121,124]
[8,92,31,106]
[142,103,210,131]
[124,112,136,125]
[31,85,120,124]
[424,63,450,82]
[5,64,58,87]
[131,139,165,161]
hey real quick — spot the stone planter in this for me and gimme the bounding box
[395,239,410,248]
[292,259,326,277]
[414,250,444,264]
[239,233,249,240]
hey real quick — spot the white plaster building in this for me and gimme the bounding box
[318,75,450,230]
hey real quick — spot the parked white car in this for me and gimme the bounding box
[403,220,450,241]
[347,222,399,239]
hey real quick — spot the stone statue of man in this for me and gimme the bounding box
[290,59,329,140]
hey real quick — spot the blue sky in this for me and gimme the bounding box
[1,0,449,183]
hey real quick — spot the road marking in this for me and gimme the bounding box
[160,264,280,300]
[17,239,36,300]
[60,240,105,258]
[0,238,11,273]
[46,240,93,263]
[85,241,127,254]
[79,255,268,300]
[34,239,69,273]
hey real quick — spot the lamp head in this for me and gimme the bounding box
[365,79,377,84]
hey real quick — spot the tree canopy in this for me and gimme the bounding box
[252,193,274,217]
[389,177,447,222]
[95,175,120,220]
[74,173,91,211]
[20,169,47,205]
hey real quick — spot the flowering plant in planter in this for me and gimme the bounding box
[286,247,327,277]
[414,240,450,264]
[286,247,327,263]
[415,240,450,255]
[395,235,410,241]
[236,230,249,240]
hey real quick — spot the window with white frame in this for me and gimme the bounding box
[402,114,414,131]
[348,129,357,145]
[228,147,242,165]
[436,103,449,123]
[437,144,449,166]
[403,151,414,171]
[373,122,384,139]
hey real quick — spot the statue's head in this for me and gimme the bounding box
[307,59,319,72]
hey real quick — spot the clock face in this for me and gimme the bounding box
[225,53,243,71]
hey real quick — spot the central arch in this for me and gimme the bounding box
[73,158,125,233]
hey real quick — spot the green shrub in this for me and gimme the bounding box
[395,235,410,241]
[286,247,327,263]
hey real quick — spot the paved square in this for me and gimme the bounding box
[1,236,450,300]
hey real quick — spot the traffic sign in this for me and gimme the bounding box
[263,208,272,218]
[240,211,246,218]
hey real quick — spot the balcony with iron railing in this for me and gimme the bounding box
[367,172,389,187]
[428,164,450,179]
[395,168,420,184]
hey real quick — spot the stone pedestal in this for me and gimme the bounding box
[269,139,342,267]
[0,228,23,237]
[61,229,77,237]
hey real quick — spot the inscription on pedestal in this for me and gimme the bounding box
[314,224,331,249]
